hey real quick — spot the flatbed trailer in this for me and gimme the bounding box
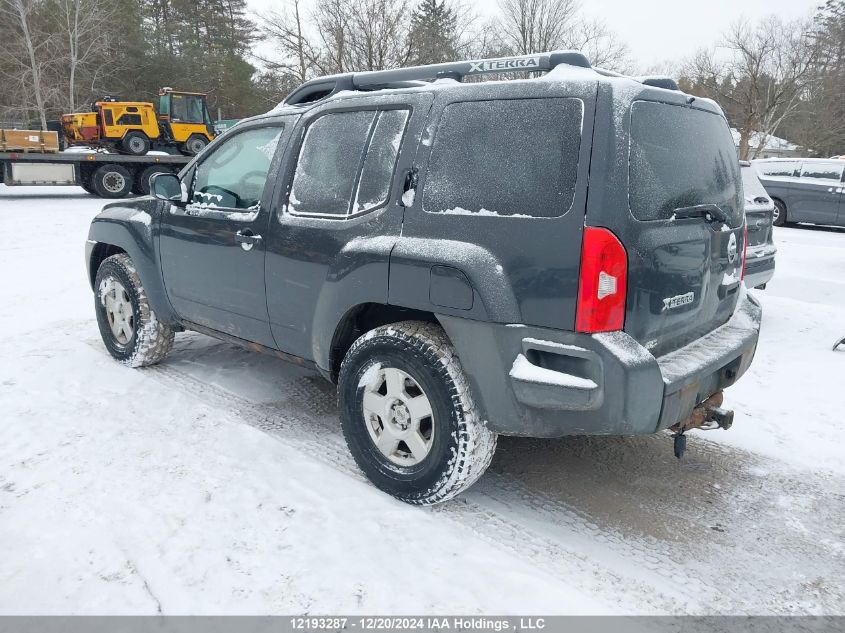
[0,150,190,199]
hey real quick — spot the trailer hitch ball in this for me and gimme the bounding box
[710,406,734,430]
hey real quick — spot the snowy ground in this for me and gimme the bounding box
[0,185,843,615]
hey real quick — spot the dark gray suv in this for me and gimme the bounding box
[753,158,845,227]
[84,51,762,504]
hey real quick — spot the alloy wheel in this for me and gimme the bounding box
[100,277,134,345]
[361,366,435,466]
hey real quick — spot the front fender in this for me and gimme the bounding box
[86,199,179,326]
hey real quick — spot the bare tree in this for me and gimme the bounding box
[259,0,318,84]
[494,0,631,71]
[56,0,118,111]
[497,0,578,55]
[684,17,819,160]
[0,0,53,128]
[312,0,411,73]
[562,17,631,72]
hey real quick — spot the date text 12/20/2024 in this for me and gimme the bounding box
[290,617,546,631]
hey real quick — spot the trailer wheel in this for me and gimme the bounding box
[91,164,134,198]
[182,134,209,156]
[133,166,172,196]
[79,176,96,195]
[121,132,150,156]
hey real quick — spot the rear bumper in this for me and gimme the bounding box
[438,290,762,438]
[744,246,776,289]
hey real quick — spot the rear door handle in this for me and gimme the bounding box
[235,229,262,251]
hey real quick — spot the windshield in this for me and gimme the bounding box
[629,101,742,227]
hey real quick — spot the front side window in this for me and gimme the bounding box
[289,109,409,217]
[422,98,583,218]
[800,162,844,181]
[629,101,742,226]
[192,125,283,210]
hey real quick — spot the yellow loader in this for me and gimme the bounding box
[61,88,215,156]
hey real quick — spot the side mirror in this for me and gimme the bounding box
[151,173,186,204]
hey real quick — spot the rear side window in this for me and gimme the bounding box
[289,109,409,217]
[629,101,742,226]
[800,162,844,181]
[757,161,798,177]
[422,98,583,218]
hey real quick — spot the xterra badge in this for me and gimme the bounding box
[663,292,695,311]
[468,57,541,73]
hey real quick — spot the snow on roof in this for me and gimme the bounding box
[730,128,799,152]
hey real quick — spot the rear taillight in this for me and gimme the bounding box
[741,226,748,281]
[576,226,628,333]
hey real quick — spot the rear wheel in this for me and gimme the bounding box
[132,165,172,196]
[182,134,209,156]
[94,253,174,367]
[79,175,95,194]
[121,131,150,156]
[91,164,134,198]
[337,321,497,505]
[772,199,787,227]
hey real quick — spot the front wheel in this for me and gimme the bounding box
[338,321,497,505]
[94,253,174,367]
[773,200,787,227]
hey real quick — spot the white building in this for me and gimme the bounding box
[731,128,802,159]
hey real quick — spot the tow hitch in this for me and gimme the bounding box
[670,391,734,459]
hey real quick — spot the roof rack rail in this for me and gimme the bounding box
[283,50,592,105]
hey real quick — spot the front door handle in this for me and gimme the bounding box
[235,229,262,251]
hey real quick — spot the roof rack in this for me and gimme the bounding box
[282,51,681,106]
[283,51,591,105]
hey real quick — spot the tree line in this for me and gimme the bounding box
[679,0,845,159]
[1,0,843,158]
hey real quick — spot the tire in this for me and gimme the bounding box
[121,131,150,156]
[133,165,172,196]
[772,199,787,227]
[182,134,209,156]
[91,164,134,198]
[337,320,497,505]
[79,176,95,195]
[94,253,174,367]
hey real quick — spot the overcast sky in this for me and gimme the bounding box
[247,0,821,69]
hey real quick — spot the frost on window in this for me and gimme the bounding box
[422,98,583,218]
[289,111,374,216]
[192,125,283,210]
[290,109,409,217]
[629,101,742,226]
[354,110,409,213]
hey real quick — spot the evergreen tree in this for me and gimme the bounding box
[136,0,260,118]
[408,0,457,65]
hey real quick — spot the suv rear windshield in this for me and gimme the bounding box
[629,101,742,227]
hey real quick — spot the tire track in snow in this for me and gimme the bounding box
[141,353,692,614]
[78,331,842,614]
